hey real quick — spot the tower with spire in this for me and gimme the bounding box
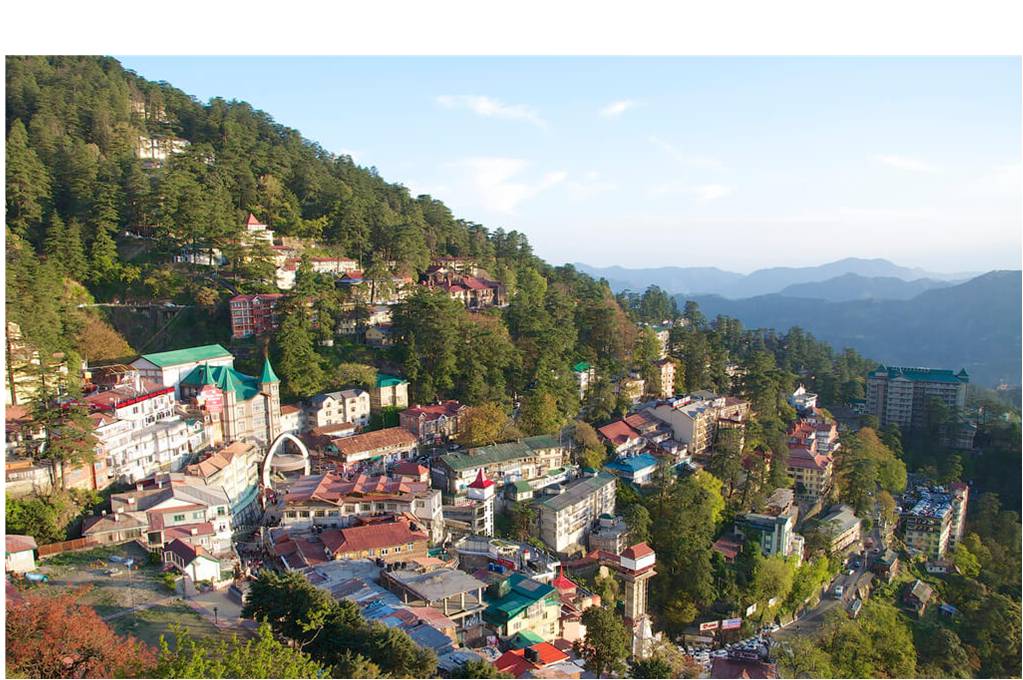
[466,468,496,536]
[615,542,657,658]
[259,355,281,443]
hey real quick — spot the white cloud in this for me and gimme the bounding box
[968,162,1022,195]
[565,171,617,199]
[599,99,638,118]
[648,181,733,201]
[435,95,547,128]
[449,157,566,213]
[876,154,940,173]
[648,135,724,169]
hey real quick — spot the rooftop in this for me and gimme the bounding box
[334,427,417,456]
[598,420,642,446]
[870,365,969,384]
[604,453,658,476]
[536,473,616,512]
[138,344,232,368]
[442,435,564,472]
[386,567,487,602]
[180,363,263,401]
[376,373,408,388]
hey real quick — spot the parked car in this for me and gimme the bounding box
[105,568,122,576]
[834,585,845,599]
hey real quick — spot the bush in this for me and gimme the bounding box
[160,572,179,592]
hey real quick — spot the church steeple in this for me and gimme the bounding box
[259,356,280,384]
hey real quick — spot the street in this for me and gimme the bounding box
[774,554,870,641]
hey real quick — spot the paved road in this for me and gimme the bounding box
[774,558,869,640]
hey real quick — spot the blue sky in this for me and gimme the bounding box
[117,56,1021,273]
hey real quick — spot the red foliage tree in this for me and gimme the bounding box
[6,587,156,678]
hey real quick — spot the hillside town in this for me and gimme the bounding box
[5,53,1020,680]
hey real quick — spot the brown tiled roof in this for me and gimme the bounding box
[164,538,215,564]
[186,441,254,479]
[401,400,464,421]
[621,543,654,560]
[281,404,302,415]
[321,517,428,556]
[82,513,148,535]
[786,446,832,471]
[164,522,215,541]
[284,472,429,505]
[334,427,417,456]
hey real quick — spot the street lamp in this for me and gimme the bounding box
[213,606,218,624]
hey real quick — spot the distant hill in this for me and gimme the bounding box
[678,270,1022,387]
[575,257,973,298]
[779,273,956,302]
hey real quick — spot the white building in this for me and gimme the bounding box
[163,539,223,583]
[280,405,302,435]
[131,344,234,398]
[536,473,617,555]
[5,535,37,574]
[572,362,596,401]
[85,376,206,484]
[184,441,263,526]
[304,389,372,430]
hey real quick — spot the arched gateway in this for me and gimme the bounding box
[261,432,310,488]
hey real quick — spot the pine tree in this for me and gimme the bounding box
[6,119,52,245]
[62,218,89,281]
[276,309,326,399]
[89,225,121,287]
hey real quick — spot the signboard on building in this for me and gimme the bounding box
[199,385,224,415]
[721,618,742,630]
[699,621,720,632]
[745,603,757,616]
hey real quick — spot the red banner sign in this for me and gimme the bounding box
[200,385,224,415]
[699,621,720,632]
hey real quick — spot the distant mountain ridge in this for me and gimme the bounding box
[574,257,975,299]
[676,270,1022,387]
[779,273,956,302]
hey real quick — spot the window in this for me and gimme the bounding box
[407,542,415,551]
[218,507,226,516]
[173,514,185,522]
[380,548,389,555]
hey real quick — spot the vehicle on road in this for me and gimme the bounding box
[834,585,844,598]
[105,568,122,576]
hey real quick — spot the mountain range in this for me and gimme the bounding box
[677,270,1022,387]
[574,257,972,299]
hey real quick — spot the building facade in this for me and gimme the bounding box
[305,389,372,430]
[229,294,285,339]
[865,365,969,430]
[536,473,617,555]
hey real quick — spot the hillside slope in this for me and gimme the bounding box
[779,273,954,302]
[679,270,1021,386]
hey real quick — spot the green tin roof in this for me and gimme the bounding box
[483,573,557,624]
[259,357,280,384]
[871,365,969,384]
[441,435,565,472]
[376,373,407,388]
[508,630,545,648]
[139,344,232,368]
[181,364,262,401]
[572,361,591,373]
[511,480,533,493]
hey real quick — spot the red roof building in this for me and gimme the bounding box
[468,468,495,490]
[598,420,643,450]
[320,515,429,562]
[399,400,465,443]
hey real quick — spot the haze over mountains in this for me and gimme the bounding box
[574,257,972,299]
[577,259,1020,387]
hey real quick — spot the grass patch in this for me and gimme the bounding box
[43,546,118,567]
[107,602,250,649]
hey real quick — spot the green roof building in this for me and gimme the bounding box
[865,364,970,432]
[131,344,235,398]
[482,573,561,640]
[433,435,569,496]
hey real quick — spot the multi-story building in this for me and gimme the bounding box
[243,212,275,245]
[229,294,285,339]
[482,573,562,641]
[816,504,862,554]
[597,420,645,456]
[83,473,234,556]
[380,567,489,645]
[948,482,970,550]
[786,445,834,502]
[536,473,617,555]
[400,401,466,445]
[371,374,410,411]
[280,404,302,434]
[572,362,595,401]
[432,435,569,497]
[422,269,508,310]
[178,356,282,450]
[735,511,799,558]
[83,371,203,484]
[865,365,969,430]
[649,398,719,455]
[588,514,632,555]
[654,358,675,398]
[281,471,444,543]
[604,453,658,486]
[899,485,969,559]
[131,344,235,399]
[304,389,372,430]
[184,441,262,526]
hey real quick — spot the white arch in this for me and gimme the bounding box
[262,432,310,488]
